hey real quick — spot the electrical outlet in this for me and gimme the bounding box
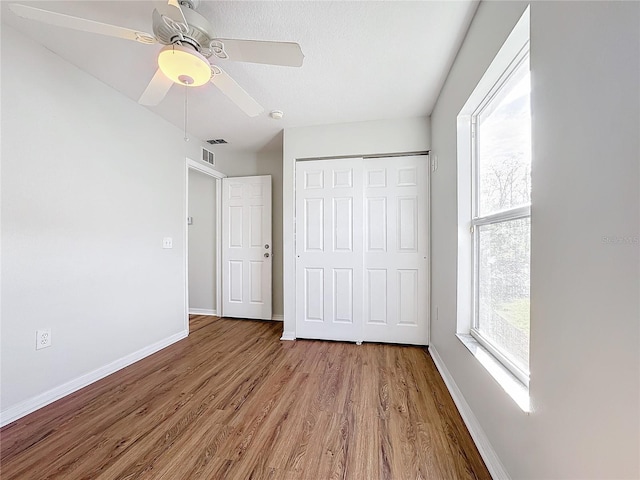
[162,237,173,249]
[36,329,51,350]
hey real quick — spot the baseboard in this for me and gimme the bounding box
[0,330,188,428]
[188,308,217,316]
[429,346,510,480]
[272,314,284,322]
[280,331,296,341]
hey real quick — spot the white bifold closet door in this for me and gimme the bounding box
[295,155,429,345]
[295,158,364,342]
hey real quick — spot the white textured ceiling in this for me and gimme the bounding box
[2,0,478,152]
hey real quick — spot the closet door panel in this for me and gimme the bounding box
[295,158,363,342]
[363,155,429,345]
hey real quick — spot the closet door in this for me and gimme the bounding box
[363,156,429,345]
[295,158,364,342]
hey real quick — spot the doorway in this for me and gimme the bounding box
[185,158,225,329]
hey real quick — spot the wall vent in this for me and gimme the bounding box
[201,147,215,166]
[206,138,228,145]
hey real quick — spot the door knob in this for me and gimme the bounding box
[264,253,270,258]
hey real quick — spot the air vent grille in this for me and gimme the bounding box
[207,138,228,144]
[201,147,215,166]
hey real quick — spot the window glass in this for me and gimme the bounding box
[476,59,531,217]
[477,217,530,371]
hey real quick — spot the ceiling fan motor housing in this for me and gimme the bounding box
[152,6,215,56]
[179,0,199,10]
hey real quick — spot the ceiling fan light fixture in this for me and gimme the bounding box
[158,44,211,87]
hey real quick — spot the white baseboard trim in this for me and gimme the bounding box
[0,330,188,428]
[280,331,296,341]
[272,314,284,322]
[429,346,510,480]
[188,308,217,316]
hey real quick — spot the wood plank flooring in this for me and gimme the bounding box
[0,316,491,479]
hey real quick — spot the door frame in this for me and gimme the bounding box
[185,157,226,332]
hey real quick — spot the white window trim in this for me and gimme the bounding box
[470,329,530,386]
[456,6,531,409]
[472,205,531,227]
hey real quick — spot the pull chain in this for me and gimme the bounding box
[183,85,189,142]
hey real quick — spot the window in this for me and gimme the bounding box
[471,53,531,384]
[457,7,531,394]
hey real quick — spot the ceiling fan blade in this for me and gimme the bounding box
[8,4,157,44]
[167,0,188,24]
[156,0,188,30]
[210,67,264,117]
[214,39,304,67]
[139,69,174,106]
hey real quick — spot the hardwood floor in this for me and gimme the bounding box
[0,316,491,479]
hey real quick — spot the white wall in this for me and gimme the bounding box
[210,146,284,318]
[0,25,208,422]
[188,169,216,313]
[430,2,639,478]
[282,117,431,338]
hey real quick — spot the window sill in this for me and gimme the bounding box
[456,333,530,413]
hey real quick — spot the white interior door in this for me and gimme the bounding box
[222,175,272,320]
[295,155,429,345]
[362,156,429,345]
[295,158,364,342]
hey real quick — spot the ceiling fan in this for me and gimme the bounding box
[8,0,304,117]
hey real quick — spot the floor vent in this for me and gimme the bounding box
[207,138,228,145]
[201,147,215,166]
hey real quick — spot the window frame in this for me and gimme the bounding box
[471,218,532,387]
[455,6,531,410]
[468,46,532,386]
[470,49,530,219]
